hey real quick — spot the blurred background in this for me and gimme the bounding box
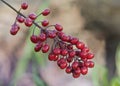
[0,0,120,86]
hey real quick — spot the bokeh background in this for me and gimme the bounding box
[0,0,120,86]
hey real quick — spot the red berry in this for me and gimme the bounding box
[53,48,61,55]
[82,47,90,52]
[42,44,50,53]
[41,20,49,27]
[76,41,85,50]
[42,9,50,16]
[87,53,94,59]
[61,49,68,56]
[69,51,76,58]
[16,15,24,23]
[47,30,56,38]
[74,67,81,75]
[24,18,33,27]
[72,72,80,78]
[72,61,79,70]
[10,24,20,35]
[38,33,47,41]
[55,24,63,31]
[34,42,43,52]
[79,51,88,59]
[70,37,79,44]
[60,34,69,42]
[59,61,67,69]
[28,13,37,20]
[30,35,38,43]
[81,67,88,75]
[21,2,28,10]
[48,53,58,61]
[65,66,72,74]
[88,61,94,68]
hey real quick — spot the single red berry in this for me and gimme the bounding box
[53,48,61,55]
[70,37,79,44]
[79,51,88,59]
[65,66,72,74]
[84,61,90,67]
[72,61,79,70]
[57,58,66,66]
[16,15,24,23]
[55,24,63,31]
[21,2,28,10]
[48,53,58,61]
[41,20,49,27]
[42,44,50,53]
[24,18,33,27]
[72,72,80,78]
[69,51,76,58]
[81,67,88,75]
[28,13,37,20]
[42,9,50,16]
[38,33,47,41]
[30,35,38,43]
[59,61,67,69]
[60,34,69,42]
[76,41,85,50]
[34,42,43,52]
[87,53,94,59]
[10,24,20,35]
[61,49,68,56]
[88,61,94,68]
[47,30,56,38]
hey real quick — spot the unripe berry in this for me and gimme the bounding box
[42,9,50,16]
[21,2,28,10]
[55,24,63,31]
[16,15,24,23]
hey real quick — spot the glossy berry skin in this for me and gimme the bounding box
[30,35,38,43]
[67,57,73,63]
[28,13,37,20]
[41,20,49,27]
[69,51,76,58]
[87,53,94,59]
[42,44,50,53]
[67,44,73,50]
[48,53,58,61]
[88,61,94,68]
[24,18,33,27]
[21,2,28,10]
[82,47,90,52]
[72,72,80,78]
[65,66,72,74]
[74,67,81,75]
[81,67,88,75]
[55,24,63,31]
[10,24,20,35]
[59,61,67,69]
[53,48,61,55]
[79,51,88,59]
[72,62,79,70]
[42,9,50,16]
[16,15,24,23]
[34,42,43,52]
[76,41,85,50]
[38,33,47,41]
[60,34,69,42]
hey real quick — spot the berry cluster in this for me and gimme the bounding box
[10,2,94,78]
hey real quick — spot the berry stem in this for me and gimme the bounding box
[1,0,43,30]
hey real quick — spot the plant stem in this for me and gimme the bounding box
[1,0,43,30]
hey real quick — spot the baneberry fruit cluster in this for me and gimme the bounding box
[10,2,94,78]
